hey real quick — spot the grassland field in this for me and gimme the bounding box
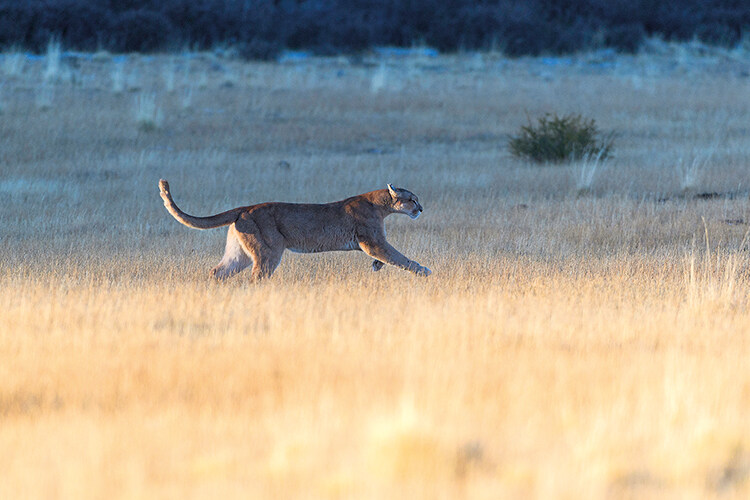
[1,41,750,498]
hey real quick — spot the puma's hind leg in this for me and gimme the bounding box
[249,245,283,281]
[233,225,284,282]
[210,224,252,279]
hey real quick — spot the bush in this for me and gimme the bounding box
[237,39,282,62]
[0,0,747,59]
[111,9,175,52]
[509,113,614,163]
[604,24,646,53]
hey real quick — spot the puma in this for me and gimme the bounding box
[158,180,432,280]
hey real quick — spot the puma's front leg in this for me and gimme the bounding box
[359,241,431,276]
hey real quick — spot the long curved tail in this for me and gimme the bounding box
[159,179,243,230]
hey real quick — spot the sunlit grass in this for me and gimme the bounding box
[1,48,750,498]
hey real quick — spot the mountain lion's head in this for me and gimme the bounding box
[387,184,423,219]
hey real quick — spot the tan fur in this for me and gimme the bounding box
[158,179,431,280]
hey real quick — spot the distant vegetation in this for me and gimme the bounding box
[509,114,614,163]
[0,0,747,59]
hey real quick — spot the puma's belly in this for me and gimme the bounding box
[287,239,359,253]
[277,208,359,253]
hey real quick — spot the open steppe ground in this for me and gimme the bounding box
[2,43,750,498]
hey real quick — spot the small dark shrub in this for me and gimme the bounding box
[605,24,646,53]
[2,0,750,57]
[0,4,34,49]
[56,3,112,51]
[112,9,174,52]
[237,39,282,61]
[509,113,614,163]
[695,22,740,47]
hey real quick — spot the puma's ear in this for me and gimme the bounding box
[387,184,398,199]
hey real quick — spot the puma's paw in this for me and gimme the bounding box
[416,265,432,277]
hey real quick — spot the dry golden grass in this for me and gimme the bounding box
[2,46,750,498]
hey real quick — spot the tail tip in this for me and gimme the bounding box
[159,179,169,193]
